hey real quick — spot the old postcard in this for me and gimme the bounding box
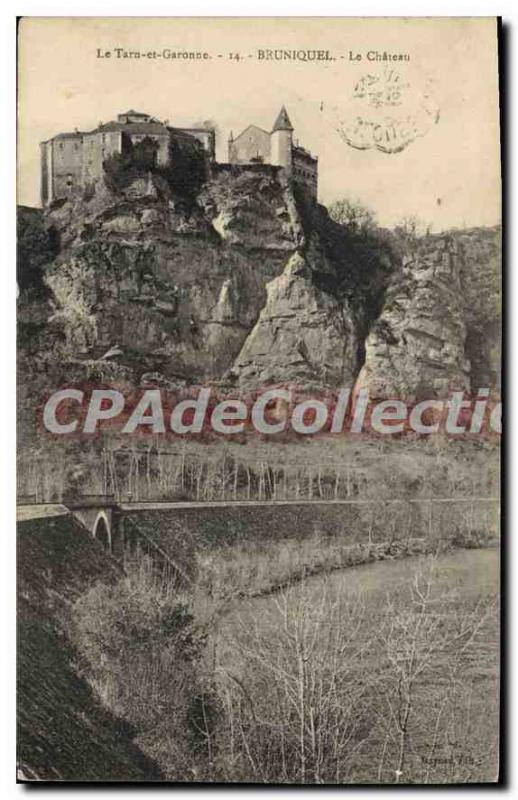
[17,17,501,783]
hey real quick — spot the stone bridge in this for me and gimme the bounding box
[18,495,384,584]
[17,495,118,550]
[17,495,378,552]
[17,494,499,584]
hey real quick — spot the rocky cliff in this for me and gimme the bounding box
[356,236,470,400]
[17,166,501,431]
[356,228,501,400]
[29,167,305,386]
[232,251,358,387]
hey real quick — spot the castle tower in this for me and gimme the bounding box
[270,106,293,170]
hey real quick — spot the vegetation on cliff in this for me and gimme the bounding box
[66,536,498,783]
[103,134,206,203]
[17,206,58,293]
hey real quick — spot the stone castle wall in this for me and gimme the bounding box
[228,125,318,200]
[228,126,271,164]
[292,148,318,200]
[42,124,212,205]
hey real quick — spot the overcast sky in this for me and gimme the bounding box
[18,17,501,232]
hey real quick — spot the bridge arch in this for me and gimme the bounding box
[92,510,111,550]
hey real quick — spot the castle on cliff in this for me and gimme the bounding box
[40,110,216,206]
[40,106,318,205]
[228,106,318,200]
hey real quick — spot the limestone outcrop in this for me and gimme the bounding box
[39,168,302,383]
[356,236,471,400]
[232,252,357,387]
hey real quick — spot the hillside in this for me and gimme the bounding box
[17,512,162,781]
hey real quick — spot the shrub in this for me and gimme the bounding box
[69,556,214,779]
[156,137,206,203]
[103,134,206,204]
[103,137,159,192]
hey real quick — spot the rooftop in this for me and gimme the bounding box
[97,120,168,135]
[118,110,151,118]
[272,105,294,132]
[43,112,215,145]
[293,144,318,161]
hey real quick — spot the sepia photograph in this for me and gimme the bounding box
[15,15,501,784]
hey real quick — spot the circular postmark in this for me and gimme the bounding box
[334,69,439,154]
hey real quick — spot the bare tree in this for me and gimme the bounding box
[393,214,430,244]
[374,558,498,783]
[212,558,498,784]
[328,198,378,235]
[214,585,378,783]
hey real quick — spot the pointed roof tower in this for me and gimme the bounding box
[272,106,294,132]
